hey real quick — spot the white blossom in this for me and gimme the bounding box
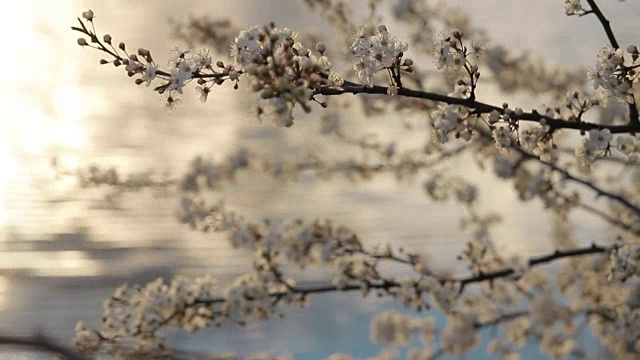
[441,314,479,354]
[370,310,412,345]
[140,64,158,87]
[350,25,408,86]
[168,61,191,94]
[564,0,583,15]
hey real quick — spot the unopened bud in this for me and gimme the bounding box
[77,38,88,46]
[103,34,112,44]
[119,42,126,51]
[82,10,94,21]
[315,42,326,54]
[99,59,108,65]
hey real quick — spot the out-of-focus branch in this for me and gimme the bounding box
[0,334,90,360]
[511,143,640,217]
[457,243,608,290]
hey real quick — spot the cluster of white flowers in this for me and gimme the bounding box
[487,103,524,149]
[231,24,340,126]
[73,275,221,353]
[433,31,467,71]
[608,243,640,281]
[440,314,479,354]
[615,135,639,162]
[587,44,637,104]
[423,174,477,205]
[180,149,249,193]
[564,0,584,15]
[575,128,612,164]
[370,310,435,346]
[350,25,409,87]
[430,85,472,143]
[520,125,558,163]
[492,125,513,149]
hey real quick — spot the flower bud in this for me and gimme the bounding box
[315,42,326,54]
[82,10,94,21]
[103,34,112,44]
[119,42,126,51]
[77,38,88,46]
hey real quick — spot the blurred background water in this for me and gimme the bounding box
[0,0,638,358]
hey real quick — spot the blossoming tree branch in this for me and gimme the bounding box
[58,0,640,359]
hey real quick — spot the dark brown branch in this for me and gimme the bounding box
[584,0,639,125]
[0,334,90,360]
[456,243,608,289]
[192,244,611,303]
[93,242,614,351]
[318,83,640,134]
[584,0,619,49]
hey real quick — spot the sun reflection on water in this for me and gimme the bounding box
[1,0,93,236]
